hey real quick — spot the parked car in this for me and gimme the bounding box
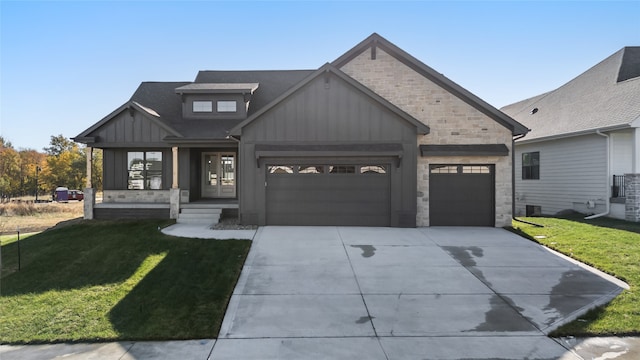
[68,190,84,201]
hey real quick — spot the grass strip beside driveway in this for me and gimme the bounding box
[512,214,640,336]
[0,220,251,343]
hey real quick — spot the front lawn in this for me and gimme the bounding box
[512,214,640,336]
[0,220,251,343]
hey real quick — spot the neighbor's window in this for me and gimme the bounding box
[522,152,540,180]
[193,100,213,112]
[128,151,163,190]
[217,100,237,113]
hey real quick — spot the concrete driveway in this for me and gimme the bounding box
[211,226,626,359]
[2,226,630,360]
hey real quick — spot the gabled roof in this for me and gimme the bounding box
[501,46,640,143]
[75,72,314,143]
[73,93,184,142]
[229,63,430,137]
[333,33,529,136]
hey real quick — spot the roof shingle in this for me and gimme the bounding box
[501,47,640,142]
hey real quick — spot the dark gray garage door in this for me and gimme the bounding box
[266,164,390,226]
[429,164,494,226]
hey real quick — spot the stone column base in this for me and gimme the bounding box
[170,188,180,219]
[83,188,95,220]
[625,174,640,222]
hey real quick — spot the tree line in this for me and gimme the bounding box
[0,135,102,200]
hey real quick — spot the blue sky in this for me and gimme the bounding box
[1,0,639,151]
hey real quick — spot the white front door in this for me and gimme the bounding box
[202,152,236,198]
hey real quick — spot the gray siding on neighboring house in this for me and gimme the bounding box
[515,134,607,216]
[611,130,634,176]
[238,72,419,227]
[103,149,173,191]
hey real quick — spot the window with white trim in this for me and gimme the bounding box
[217,100,237,113]
[193,101,213,112]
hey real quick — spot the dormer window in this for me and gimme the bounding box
[193,100,213,112]
[217,100,237,113]
[176,82,258,120]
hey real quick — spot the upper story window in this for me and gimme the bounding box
[522,152,540,180]
[193,101,213,112]
[217,100,237,113]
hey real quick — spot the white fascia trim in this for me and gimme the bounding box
[515,124,631,145]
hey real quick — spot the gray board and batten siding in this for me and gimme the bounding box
[234,66,429,227]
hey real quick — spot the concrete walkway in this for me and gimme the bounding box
[1,226,634,359]
[160,223,257,240]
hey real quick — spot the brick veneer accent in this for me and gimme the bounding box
[625,173,640,222]
[341,48,513,227]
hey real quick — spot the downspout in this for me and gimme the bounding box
[511,134,542,226]
[585,130,610,219]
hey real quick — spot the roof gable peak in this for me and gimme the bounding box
[332,33,529,136]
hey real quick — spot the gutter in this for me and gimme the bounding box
[516,124,630,145]
[511,133,530,225]
[585,130,611,220]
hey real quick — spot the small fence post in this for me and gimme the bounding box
[17,226,21,271]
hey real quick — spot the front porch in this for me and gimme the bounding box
[82,143,239,224]
[91,195,238,226]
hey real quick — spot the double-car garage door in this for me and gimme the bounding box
[266,163,390,226]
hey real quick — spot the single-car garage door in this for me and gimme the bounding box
[429,164,495,226]
[266,164,390,226]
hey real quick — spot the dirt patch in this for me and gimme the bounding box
[0,201,84,235]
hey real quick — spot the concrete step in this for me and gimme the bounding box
[181,208,222,215]
[177,205,226,225]
[176,217,220,225]
[179,213,220,220]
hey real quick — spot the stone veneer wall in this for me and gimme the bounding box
[625,173,640,222]
[102,190,170,203]
[341,48,513,227]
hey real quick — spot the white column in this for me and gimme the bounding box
[169,146,180,219]
[172,146,179,189]
[86,147,92,188]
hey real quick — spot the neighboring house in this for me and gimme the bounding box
[74,33,528,227]
[501,47,640,222]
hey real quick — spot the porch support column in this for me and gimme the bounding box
[169,146,180,220]
[84,147,95,220]
[172,146,179,189]
[86,147,92,188]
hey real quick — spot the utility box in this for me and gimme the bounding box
[55,187,69,202]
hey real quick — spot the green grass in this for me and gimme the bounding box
[0,220,251,343]
[512,214,640,336]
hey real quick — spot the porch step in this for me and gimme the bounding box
[177,208,222,226]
